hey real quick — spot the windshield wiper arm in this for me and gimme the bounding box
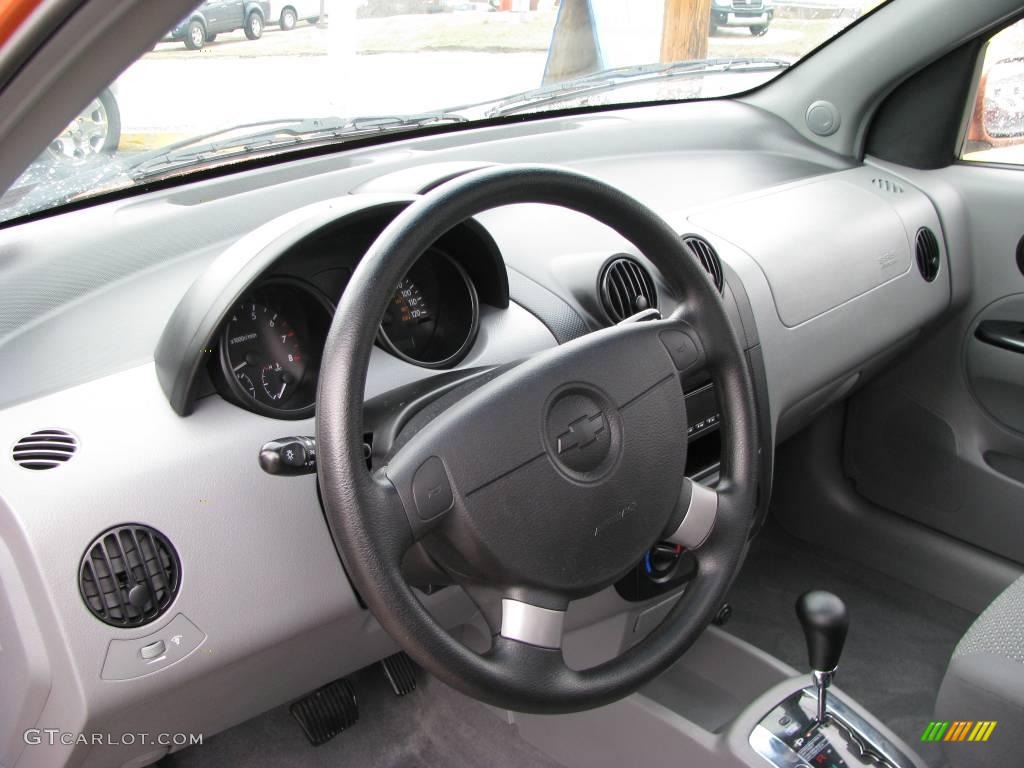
[478,56,791,116]
[125,112,468,181]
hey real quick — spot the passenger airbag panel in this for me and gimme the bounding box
[693,179,911,327]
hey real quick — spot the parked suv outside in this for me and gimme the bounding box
[170,0,272,50]
[710,0,774,36]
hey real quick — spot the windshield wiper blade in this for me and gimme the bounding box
[479,56,791,116]
[125,112,468,181]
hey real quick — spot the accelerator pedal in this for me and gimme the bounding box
[290,678,359,746]
[380,651,418,696]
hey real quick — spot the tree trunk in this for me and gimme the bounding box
[661,0,712,63]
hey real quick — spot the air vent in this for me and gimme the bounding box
[915,227,941,282]
[683,236,724,293]
[12,429,77,470]
[79,525,181,627]
[872,177,905,194]
[600,256,658,323]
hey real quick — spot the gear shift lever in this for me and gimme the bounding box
[796,590,849,724]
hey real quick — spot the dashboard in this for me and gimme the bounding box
[0,101,958,768]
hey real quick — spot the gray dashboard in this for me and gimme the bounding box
[0,100,955,768]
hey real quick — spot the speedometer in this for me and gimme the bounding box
[379,250,479,368]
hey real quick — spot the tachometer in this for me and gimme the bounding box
[225,301,307,405]
[218,280,331,418]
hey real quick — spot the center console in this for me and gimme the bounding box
[506,588,925,768]
[749,591,917,768]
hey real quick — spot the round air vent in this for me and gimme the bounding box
[12,429,77,470]
[683,236,724,293]
[915,227,941,282]
[600,256,657,323]
[79,525,181,627]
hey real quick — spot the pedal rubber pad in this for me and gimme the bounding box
[380,651,418,696]
[290,678,359,746]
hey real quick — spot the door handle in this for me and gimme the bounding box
[975,320,1024,354]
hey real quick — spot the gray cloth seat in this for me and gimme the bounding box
[935,575,1024,768]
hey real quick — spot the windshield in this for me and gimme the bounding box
[1,0,890,224]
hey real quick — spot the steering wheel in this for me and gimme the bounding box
[316,165,760,714]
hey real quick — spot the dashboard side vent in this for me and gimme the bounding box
[12,429,77,470]
[600,256,657,323]
[915,227,941,282]
[872,177,905,194]
[79,525,181,627]
[683,236,724,293]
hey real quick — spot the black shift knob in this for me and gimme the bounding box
[796,590,849,672]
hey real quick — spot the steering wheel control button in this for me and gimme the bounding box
[411,456,454,521]
[101,614,206,680]
[660,330,700,371]
[259,436,316,476]
[139,640,166,660]
[544,388,618,480]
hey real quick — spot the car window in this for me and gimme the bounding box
[1,0,891,225]
[962,18,1024,165]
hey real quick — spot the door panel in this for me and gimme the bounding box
[211,0,243,32]
[200,1,222,30]
[844,162,1024,564]
[226,0,246,28]
[968,296,1024,432]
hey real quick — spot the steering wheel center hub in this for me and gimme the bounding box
[543,386,619,479]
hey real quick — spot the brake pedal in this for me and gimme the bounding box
[380,651,418,696]
[290,678,359,746]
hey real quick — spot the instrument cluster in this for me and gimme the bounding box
[216,249,479,418]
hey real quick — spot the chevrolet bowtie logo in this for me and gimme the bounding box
[557,412,606,454]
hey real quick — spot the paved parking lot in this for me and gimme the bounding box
[117,49,548,139]
[114,12,849,147]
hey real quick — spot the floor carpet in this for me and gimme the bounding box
[164,665,564,768]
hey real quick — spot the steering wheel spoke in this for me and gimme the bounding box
[499,589,569,650]
[663,478,720,550]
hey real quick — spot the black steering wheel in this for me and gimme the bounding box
[316,165,760,714]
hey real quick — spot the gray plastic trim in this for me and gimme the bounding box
[0,298,555,768]
[691,177,913,328]
[743,0,1024,158]
[685,164,950,446]
[507,625,927,768]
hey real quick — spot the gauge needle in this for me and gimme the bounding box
[278,381,288,399]
[233,361,247,372]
